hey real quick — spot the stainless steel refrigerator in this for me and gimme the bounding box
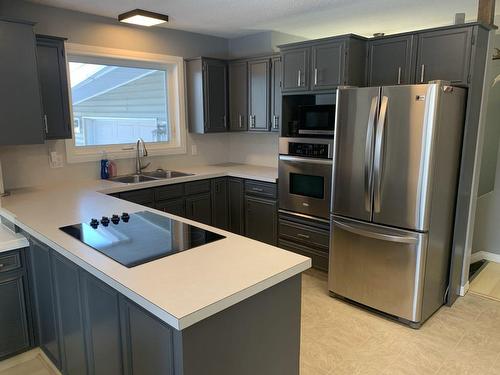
[328,82,466,327]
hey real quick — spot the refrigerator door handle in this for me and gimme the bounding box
[364,96,378,212]
[373,96,388,213]
[333,219,418,244]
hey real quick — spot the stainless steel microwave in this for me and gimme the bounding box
[297,104,335,136]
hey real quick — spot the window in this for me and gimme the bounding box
[65,44,186,163]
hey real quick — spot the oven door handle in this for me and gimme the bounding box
[279,155,333,165]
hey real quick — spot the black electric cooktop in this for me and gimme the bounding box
[59,211,225,268]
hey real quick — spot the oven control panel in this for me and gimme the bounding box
[288,142,331,159]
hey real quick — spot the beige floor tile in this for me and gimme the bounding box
[0,356,56,375]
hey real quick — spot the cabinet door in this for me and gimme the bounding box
[270,56,282,132]
[36,36,72,139]
[204,60,228,132]
[156,198,186,217]
[80,271,122,375]
[311,41,345,90]
[52,253,87,375]
[416,27,473,85]
[368,35,414,86]
[228,178,245,235]
[281,48,309,92]
[120,298,174,375]
[185,193,212,225]
[248,59,270,131]
[30,241,61,368]
[0,20,44,145]
[0,274,30,359]
[211,178,229,230]
[229,61,248,131]
[245,196,277,245]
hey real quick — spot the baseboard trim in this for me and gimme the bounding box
[470,251,500,264]
[460,281,470,296]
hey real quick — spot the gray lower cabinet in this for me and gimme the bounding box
[29,241,61,367]
[186,57,228,133]
[270,56,282,133]
[228,178,245,235]
[0,19,44,145]
[245,195,278,246]
[51,253,87,375]
[311,40,345,90]
[120,298,174,375]
[229,61,248,131]
[0,253,31,360]
[248,59,271,131]
[415,27,473,85]
[367,35,414,86]
[80,271,123,375]
[185,193,212,225]
[281,48,309,92]
[211,178,229,230]
[156,198,186,217]
[36,35,72,140]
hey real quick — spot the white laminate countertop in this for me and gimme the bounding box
[0,164,310,330]
[0,223,29,253]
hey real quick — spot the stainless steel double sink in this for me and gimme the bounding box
[109,170,193,184]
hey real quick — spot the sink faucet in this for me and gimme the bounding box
[135,138,151,175]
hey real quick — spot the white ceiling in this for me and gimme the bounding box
[28,0,499,39]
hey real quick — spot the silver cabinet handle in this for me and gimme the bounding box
[223,115,227,128]
[252,187,263,192]
[364,96,378,213]
[397,67,402,85]
[238,114,243,128]
[373,96,388,214]
[0,263,4,268]
[297,69,301,87]
[249,115,256,128]
[314,68,318,85]
[43,114,48,134]
[273,115,279,129]
[297,233,310,239]
[420,64,425,83]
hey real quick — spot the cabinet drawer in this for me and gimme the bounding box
[244,180,277,199]
[154,184,184,201]
[0,251,22,274]
[120,189,154,205]
[279,239,328,272]
[185,180,211,195]
[279,219,329,251]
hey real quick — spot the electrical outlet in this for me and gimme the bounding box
[191,144,198,155]
[49,151,64,168]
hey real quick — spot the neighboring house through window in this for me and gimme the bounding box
[64,44,186,163]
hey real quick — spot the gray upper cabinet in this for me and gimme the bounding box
[186,57,228,133]
[367,35,414,86]
[282,48,310,92]
[29,241,61,368]
[36,35,72,140]
[248,59,271,131]
[270,56,282,132]
[311,41,345,90]
[415,27,473,85]
[0,19,44,145]
[229,61,248,131]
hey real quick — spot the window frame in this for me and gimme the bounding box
[64,43,187,163]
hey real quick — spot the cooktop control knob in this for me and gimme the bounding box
[90,218,99,229]
[121,212,130,222]
[111,214,120,225]
[101,216,110,226]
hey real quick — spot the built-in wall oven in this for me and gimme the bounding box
[278,138,334,220]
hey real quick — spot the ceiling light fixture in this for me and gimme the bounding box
[118,9,169,27]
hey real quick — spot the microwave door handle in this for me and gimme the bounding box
[373,96,388,213]
[279,155,332,165]
[364,96,378,213]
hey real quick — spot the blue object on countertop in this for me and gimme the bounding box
[100,159,109,179]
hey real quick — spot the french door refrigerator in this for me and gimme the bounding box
[329,82,466,327]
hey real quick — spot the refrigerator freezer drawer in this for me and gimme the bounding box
[328,216,428,322]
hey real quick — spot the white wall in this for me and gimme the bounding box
[229,133,279,168]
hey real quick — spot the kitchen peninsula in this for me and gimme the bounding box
[0,165,310,375]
